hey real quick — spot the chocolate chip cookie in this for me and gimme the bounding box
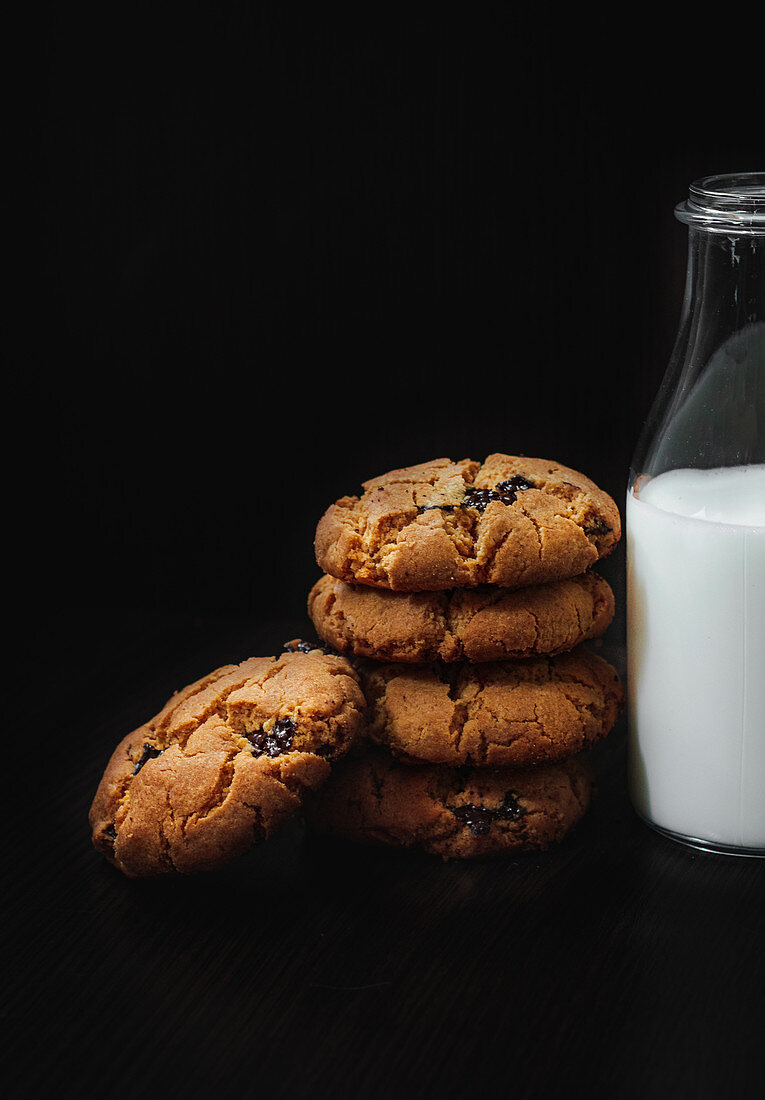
[306,748,593,859]
[308,571,614,662]
[315,455,620,591]
[89,648,365,877]
[361,648,623,767]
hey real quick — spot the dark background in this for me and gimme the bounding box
[28,6,762,627]
[12,8,765,1099]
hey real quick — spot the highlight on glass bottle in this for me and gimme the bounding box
[627,172,765,857]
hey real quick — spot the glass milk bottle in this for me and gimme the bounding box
[627,172,765,857]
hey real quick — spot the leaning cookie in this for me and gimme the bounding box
[361,648,623,767]
[315,454,620,592]
[308,571,614,662]
[89,645,365,877]
[306,748,593,859]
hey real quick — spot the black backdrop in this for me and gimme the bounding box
[12,11,765,1097]
[29,9,762,626]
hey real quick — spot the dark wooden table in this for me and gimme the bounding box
[10,607,764,1099]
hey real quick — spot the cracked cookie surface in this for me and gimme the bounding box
[315,455,620,591]
[89,648,366,877]
[306,748,593,859]
[308,571,614,662]
[361,647,623,767]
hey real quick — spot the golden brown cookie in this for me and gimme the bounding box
[315,455,620,591]
[361,647,623,767]
[306,748,593,859]
[89,646,365,877]
[308,571,614,662]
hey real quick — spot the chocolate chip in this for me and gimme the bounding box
[450,791,525,836]
[497,475,535,494]
[495,791,525,821]
[583,517,611,537]
[283,639,331,655]
[133,743,164,775]
[451,804,495,836]
[462,475,535,512]
[246,717,297,758]
[416,476,535,516]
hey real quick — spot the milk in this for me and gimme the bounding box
[627,465,765,852]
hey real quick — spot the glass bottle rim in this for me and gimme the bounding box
[675,171,765,234]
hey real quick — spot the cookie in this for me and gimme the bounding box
[308,571,614,663]
[360,647,623,767]
[89,646,365,877]
[306,748,593,859]
[315,455,620,591]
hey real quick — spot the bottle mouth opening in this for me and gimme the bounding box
[675,172,765,233]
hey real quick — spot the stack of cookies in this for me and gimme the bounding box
[305,454,624,859]
[87,451,624,878]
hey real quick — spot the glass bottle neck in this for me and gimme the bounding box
[630,173,765,484]
[681,228,763,352]
[630,226,764,480]
[674,170,765,384]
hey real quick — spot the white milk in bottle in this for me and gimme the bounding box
[627,465,765,851]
